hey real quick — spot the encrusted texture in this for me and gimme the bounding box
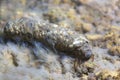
[4,17,92,60]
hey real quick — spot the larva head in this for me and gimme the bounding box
[73,36,92,61]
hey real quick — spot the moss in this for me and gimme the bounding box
[96,69,120,80]
[109,46,120,56]
[66,9,76,20]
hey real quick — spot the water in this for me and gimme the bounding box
[0,37,78,80]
